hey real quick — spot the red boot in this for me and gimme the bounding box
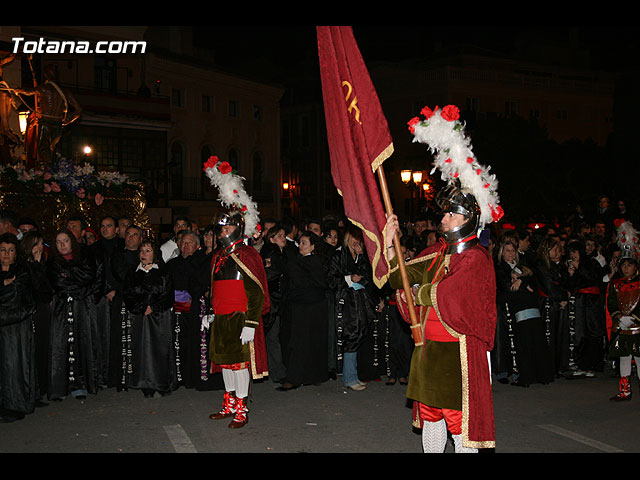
[610,377,632,401]
[228,396,248,428]
[209,391,237,419]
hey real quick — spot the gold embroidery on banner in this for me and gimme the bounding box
[371,143,394,173]
[346,215,389,289]
[342,80,362,125]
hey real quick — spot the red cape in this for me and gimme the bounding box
[396,242,497,448]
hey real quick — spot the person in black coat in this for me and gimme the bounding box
[260,224,289,384]
[0,233,37,422]
[565,239,607,377]
[91,216,125,384]
[165,230,210,389]
[495,239,554,387]
[534,236,571,377]
[278,231,330,390]
[108,224,144,390]
[122,239,177,397]
[47,230,104,402]
[327,226,379,390]
[18,231,52,402]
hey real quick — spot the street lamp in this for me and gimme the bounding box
[82,145,92,165]
[401,169,424,219]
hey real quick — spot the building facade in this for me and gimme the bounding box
[1,26,284,236]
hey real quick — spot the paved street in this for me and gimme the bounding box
[0,365,637,454]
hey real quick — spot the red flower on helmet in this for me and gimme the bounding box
[218,161,232,174]
[420,105,439,120]
[491,205,504,222]
[408,116,420,134]
[202,155,219,172]
[441,105,460,122]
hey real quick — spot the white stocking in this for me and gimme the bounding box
[452,434,478,453]
[222,368,236,393]
[619,355,640,379]
[233,368,250,399]
[422,419,447,453]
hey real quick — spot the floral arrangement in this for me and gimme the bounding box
[202,155,260,237]
[408,104,504,227]
[0,156,131,205]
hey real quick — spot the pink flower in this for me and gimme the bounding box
[95,193,104,206]
[76,188,86,199]
[43,172,51,180]
[23,172,31,181]
[50,182,61,192]
[43,183,51,193]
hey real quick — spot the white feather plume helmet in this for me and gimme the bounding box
[202,156,261,237]
[408,105,504,227]
[615,219,640,260]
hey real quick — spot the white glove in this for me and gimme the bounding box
[201,314,214,331]
[240,326,255,345]
[619,316,635,329]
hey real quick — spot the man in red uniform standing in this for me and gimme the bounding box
[385,104,502,452]
[207,210,269,428]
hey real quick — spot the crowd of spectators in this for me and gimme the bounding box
[0,208,415,423]
[0,193,635,423]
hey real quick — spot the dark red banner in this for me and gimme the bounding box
[317,26,392,287]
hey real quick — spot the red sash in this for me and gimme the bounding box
[211,279,248,315]
[425,306,458,342]
[575,286,600,295]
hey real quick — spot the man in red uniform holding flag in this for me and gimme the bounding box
[384,105,502,452]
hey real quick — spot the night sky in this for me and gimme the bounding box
[195,24,640,74]
[194,23,640,221]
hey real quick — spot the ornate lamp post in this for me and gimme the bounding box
[401,169,424,219]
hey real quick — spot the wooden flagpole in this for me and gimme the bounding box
[376,164,423,346]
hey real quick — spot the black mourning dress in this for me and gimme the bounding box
[123,263,178,396]
[495,260,554,386]
[280,250,330,386]
[0,261,37,420]
[47,250,104,400]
